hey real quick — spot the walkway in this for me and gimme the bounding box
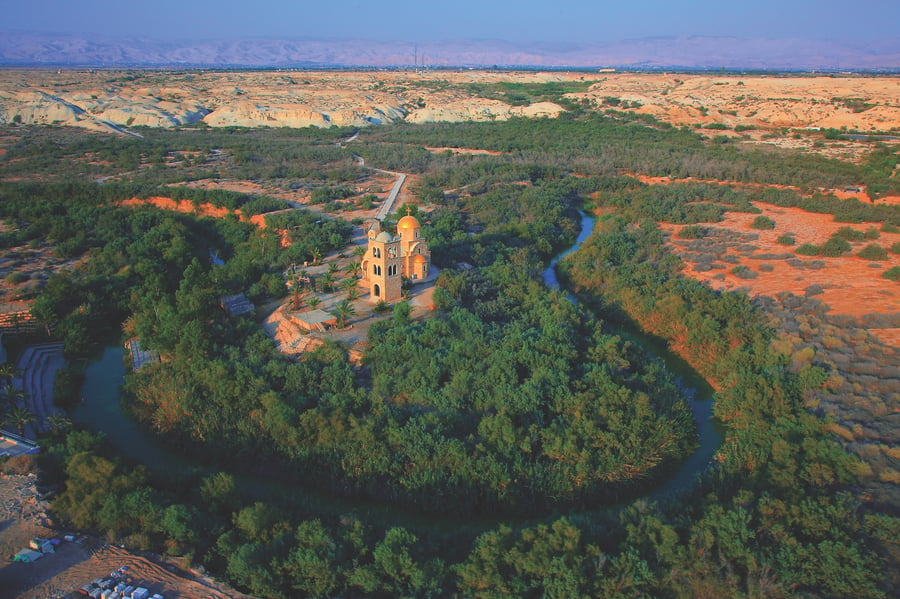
[350,152,407,221]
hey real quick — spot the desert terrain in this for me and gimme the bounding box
[0,70,897,151]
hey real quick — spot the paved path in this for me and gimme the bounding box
[351,153,407,221]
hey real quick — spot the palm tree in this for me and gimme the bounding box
[352,246,366,260]
[310,247,322,266]
[344,261,362,279]
[0,362,20,389]
[290,280,304,310]
[328,262,340,275]
[306,296,322,310]
[5,406,35,437]
[3,384,27,410]
[319,272,335,293]
[340,277,358,295]
[47,414,72,436]
[332,299,356,329]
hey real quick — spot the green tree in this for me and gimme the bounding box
[5,405,34,436]
[332,299,356,329]
[47,414,73,436]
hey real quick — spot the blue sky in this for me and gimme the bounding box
[6,0,899,43]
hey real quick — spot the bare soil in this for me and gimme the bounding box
[661,203,900,346]
[0,474,252,599]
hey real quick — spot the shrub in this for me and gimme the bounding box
[863,227,880,240]
[677,225,706,239]
[4,271,28,284]
[889,242,900,255]
[883,266,900,282]
[758,263,774,272]
[796,244,820,256]
[750,215,775,230]
[819,237,851,257]
[882,223,900,234]
[777,234,796,245]
[1,454,37,475]
[857,244,888,260]
[731,265,758,279]
[833,226,865,241]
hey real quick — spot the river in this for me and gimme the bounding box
[73,213,722,530]
[543,212,722,500]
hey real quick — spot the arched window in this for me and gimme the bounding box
[374,284,381,297]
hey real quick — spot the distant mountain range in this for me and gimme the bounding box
[1,31,898,71]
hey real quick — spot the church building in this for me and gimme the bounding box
[360,210,431,303]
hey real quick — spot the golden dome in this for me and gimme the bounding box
[397,214,421,232]
[413,254,428,264]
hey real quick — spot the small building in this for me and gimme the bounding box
[127,339,160,372]
[291,309,337,332]
[220,293,255,318]
[0,430,40,457]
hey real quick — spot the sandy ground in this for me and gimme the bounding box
[0,474,252,599]
[661,202,900,346]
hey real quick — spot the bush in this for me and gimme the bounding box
[796,244,820,256]
[4,271,28,284]
[833,226,865,241]
[857,244,888,260]
[883,266,900,282]
[863,227,880,240]
[889,242,900,255]
[750,215,775,230]
[819,237,852,257]
[677,225,706,239]
[882,223,900,234]
[777,234,796,245]
[1,454,37,475]
[731,265,757,279]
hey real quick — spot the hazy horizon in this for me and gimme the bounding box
[6,0,900,45]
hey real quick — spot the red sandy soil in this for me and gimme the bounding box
[634,174,900,206]
[120,196,239,220]
[661,202,900,346]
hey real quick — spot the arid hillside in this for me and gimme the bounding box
[0,70,897,144]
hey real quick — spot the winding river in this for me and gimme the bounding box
[543,213,722,500]
[72,213,722,529]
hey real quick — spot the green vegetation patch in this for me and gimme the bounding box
[750,215,776,230]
